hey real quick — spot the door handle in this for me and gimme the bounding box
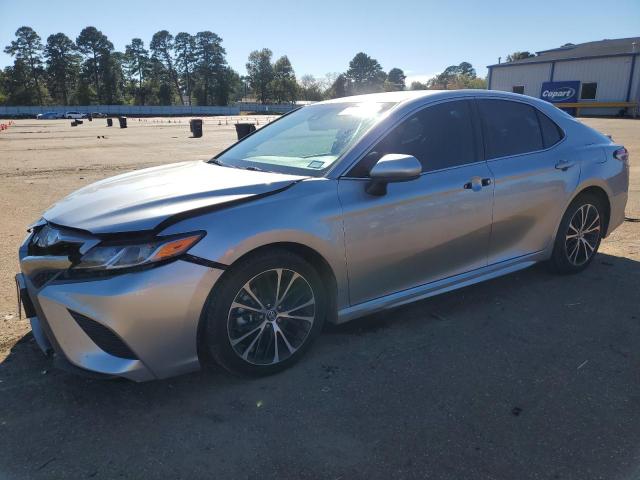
[464,177,492,191]
[555,160,575,171]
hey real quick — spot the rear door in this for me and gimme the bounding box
[476,99,580,264]
[338,99,495,306]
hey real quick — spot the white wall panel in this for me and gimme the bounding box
[489,55,639,116]
[553,57,632,101]
[490,63,552,97]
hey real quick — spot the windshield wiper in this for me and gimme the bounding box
[244,166,270,172]
[213,159,274,173]
[302,153,333,158]
[210,158,231,167]
[211,158,247,170]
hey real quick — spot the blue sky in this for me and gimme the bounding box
[1,0,638,83]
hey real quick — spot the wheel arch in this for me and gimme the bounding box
[195,240,340,367]
[549,181,613,257]
[569,184,612,236]
[197,240,340,345]
[230,242,339,319]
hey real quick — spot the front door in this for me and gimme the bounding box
[338,100,495,306]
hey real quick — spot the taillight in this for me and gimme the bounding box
[614,147,629,166]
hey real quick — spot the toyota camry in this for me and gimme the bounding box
[16,90,629,381]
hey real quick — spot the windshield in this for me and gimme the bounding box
[213,101,397,176]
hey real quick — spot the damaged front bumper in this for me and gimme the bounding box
[17,230,223,381]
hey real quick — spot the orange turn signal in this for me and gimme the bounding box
[150,234,203,261]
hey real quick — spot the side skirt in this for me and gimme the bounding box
[336,251,547,324]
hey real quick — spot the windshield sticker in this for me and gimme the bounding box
[307,160,325,169]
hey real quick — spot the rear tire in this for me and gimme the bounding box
[201,249,326,376]
[549,193,605,274]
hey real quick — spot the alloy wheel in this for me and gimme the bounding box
[227,268,316,365]
[565,203,601,266]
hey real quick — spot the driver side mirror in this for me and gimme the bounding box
[366,154,422,196]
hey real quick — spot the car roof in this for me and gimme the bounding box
[317,89,544,107]
[314,89,561,120]
[318,89,444,105]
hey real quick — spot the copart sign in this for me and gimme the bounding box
[540,81,580,103]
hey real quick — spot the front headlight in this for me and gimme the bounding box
[73,232,204,271]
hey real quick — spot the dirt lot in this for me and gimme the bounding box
[0,116,639,479]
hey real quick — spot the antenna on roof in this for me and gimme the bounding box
[498,56,501,64]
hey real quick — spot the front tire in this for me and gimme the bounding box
[549,193,605,274]
[201,249,326,376]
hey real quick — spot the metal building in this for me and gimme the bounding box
[487,37,640,116]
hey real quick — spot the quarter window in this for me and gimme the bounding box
[536,110,564,148]
[348,100,477,176]
[478,99,543,159]
[512,85,525,94]
[580,82,597,100]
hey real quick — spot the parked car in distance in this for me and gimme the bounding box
[16,90,629,382]
[36,112,62,119]
[64,111,85,119]
[90,112,107,118]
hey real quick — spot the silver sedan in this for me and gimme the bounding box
[16,90,629,381]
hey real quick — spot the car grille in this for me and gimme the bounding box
[69,310,138,360]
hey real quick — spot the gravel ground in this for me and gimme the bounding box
[0,116,638,479]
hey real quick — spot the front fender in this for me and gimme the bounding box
[160,179,350,310]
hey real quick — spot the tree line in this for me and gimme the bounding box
[1,26,237,106]
[0,25,487,106]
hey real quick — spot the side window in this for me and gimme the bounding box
[580,82,597,100]
[478,99,543,159]
[348,100,476,176]
[536,110,564,148]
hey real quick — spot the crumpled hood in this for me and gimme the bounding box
[44,161,304,234]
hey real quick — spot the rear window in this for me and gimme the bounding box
[536,110,564,148]
[478,99,543,159]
